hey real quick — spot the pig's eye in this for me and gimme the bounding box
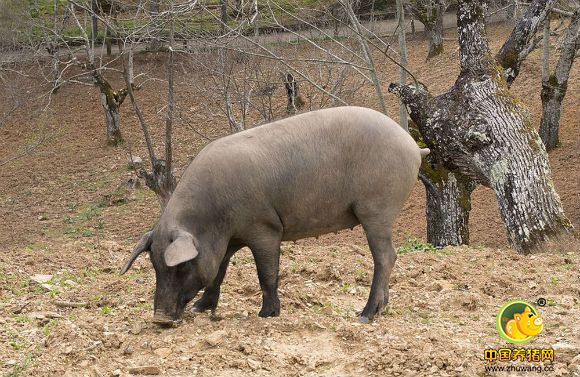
[528,313,534,318]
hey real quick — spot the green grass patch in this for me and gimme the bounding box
[397,237,437,254]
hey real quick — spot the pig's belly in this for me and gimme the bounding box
[279,210,360,241]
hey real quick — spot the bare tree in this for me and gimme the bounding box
[396,0,408,129]
[405,0,448,59]
[390,0,574,253]
[539,9,580,150]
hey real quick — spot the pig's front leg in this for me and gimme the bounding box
[192,244,242,314]
[248,233,282,318]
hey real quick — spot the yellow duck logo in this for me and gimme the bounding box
[505,306,544,340]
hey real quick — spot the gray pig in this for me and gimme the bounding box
[121,106,429,324]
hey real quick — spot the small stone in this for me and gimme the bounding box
[126,366,161,375]
[63,345,73,354]
[128,156,143,169]
[122,346,134,355]
[63,279,79,287]
[38,215,47,221]
[30,274,53,284]
[112,370,122,377]
[130,322,143,335]
[552,340,575,350]
[247,358,261,370]
[205,330,227,347]
[154,347,171,358]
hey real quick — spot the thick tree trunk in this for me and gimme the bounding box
[539,10,580,151]
[409,123,474,246]
[422,159,476,247]
[389,0,574,253]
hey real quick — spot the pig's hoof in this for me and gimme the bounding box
[359,316,371,324]
[258,305,280,318]
[192,296,217,313]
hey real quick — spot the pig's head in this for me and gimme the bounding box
[514,306,544,336]
[120,228,205,326]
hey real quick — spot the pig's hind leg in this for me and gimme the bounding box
[354,205,397,323]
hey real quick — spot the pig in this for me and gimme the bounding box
[120,106,429,324]
[505,306,544,339]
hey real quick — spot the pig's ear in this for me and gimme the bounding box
[164,231,199,267]
[514,313,521,321]
[120,231,153,275]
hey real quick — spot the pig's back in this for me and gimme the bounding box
[177,106,421,240]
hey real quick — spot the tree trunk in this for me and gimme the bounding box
[389,0,574,253]
[220,0,228,35]
[406,0,447,60]
[496,0,556,86]
[425,11,444,59]
[539,10,580,151]
[105,27,112,56]
[396,0,409,130]
[91,0,98,46]
[93,71,127,145]
[149,0,162,51]
[409,122,475,246]
[104,105,122,146]
[283,72,304,114]
[423,166,476,247]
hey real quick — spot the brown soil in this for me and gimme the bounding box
[1,22,579,377]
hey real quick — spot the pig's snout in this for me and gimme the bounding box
[534,317,543,326]
[152,311,182,327]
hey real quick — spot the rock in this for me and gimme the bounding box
[27,311,62,320]
[112,370,122,377]
[30,274,53,284]
[122,345,134,355]
[154,347,172,358]
[130,322,143,335]
[63,279,79,287]
[205,330,227,347]
[247,358,261,371]
[128,156,143,169]
[41,283,55,291]
[126,366,161,375]
[552,340,575,350]
[38,215,48,221]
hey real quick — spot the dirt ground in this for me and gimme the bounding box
[1,21,579,377]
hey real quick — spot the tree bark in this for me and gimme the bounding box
[422,162,476,247]
[539,10,580,151]
[93,71,127,145]
[283,72,304,114]
[396,0,409,130]
[389,0,574,253]
[406,0,447,59]
[409,122,475,247]
[91,0,99,46]
[220,0,228,35]
[149,0,162,51]
[496,0,556,86]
